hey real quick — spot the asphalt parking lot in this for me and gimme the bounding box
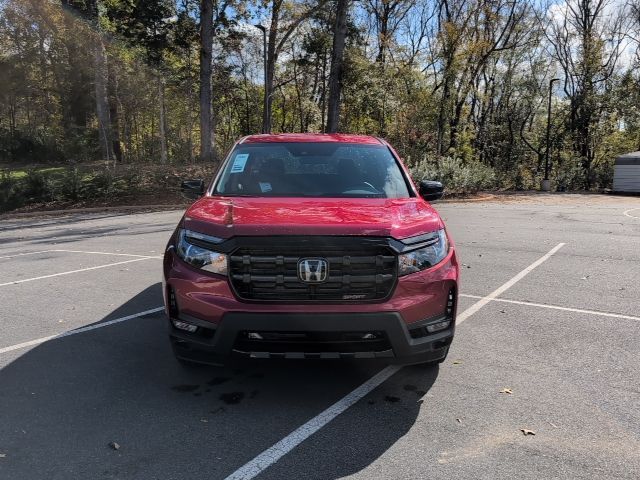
[1,194,639,480]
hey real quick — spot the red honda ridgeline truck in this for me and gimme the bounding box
[163,134,459,366]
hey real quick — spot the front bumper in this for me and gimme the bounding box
[163,240,458,364]
[169,310,454,365]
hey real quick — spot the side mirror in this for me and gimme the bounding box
[419,180,444,201]
[181,179,205,200]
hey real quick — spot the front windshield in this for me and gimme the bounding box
[213,142,412,198]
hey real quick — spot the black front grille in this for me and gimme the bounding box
[228,237,397,302]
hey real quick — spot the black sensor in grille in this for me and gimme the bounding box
[228,237,397,302]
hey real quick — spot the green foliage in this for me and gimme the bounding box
[22,169,54,203]
[58,167,83,201]
[104,0,176,65]
[410,156,496,194]
[0,170,23,212]
[0,163,216,212]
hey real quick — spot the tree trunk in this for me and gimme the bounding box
[186,47,196,162]
[94,36,114,163]
[279,85,287,132]
[376,7,390,64]
[158,72,168,164]
[449,98,465,152]
[81,0,113,163]
[436,68,452,156]
[108,65,123,165]
[264,8,280,135]
[292,59,305,131]
[200,0,214,161]
[243,68,251,134]
[320,50,328,133]
[8,98,16,160]
[326,0,348,133]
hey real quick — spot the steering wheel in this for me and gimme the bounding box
[341,182,380,194]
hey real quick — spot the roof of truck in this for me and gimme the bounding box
[240,133,385,145]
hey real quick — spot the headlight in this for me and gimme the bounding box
[175,229,228,276]
[398,229,449,276]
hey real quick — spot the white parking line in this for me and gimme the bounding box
[0,307,164,355]
[223,243,566,480]
[456,243,565,325]
[460,294,640,321]
[51,249,161,259]
[0,257,155,287]
[623,208,640,219]
[224,365,402,480]
[0,249,160,260]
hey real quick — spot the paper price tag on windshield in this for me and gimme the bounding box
[230,154,249,173]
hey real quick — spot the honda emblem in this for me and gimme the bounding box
[297,258,328,283]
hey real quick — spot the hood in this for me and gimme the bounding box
[183,196,443,240]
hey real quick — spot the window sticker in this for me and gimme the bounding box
[230,153,249,173]
[259,182,272,193]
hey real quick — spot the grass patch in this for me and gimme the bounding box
[7,167,67,180]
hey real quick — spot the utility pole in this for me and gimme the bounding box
[543,78,560,191]
[254,24,268,134]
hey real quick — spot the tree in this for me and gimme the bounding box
[326,0,349,132]
[200,0,214,161]
[544,0,627,188]
[260,0,328,133]
[106,0,176,163]
[433,0,529,155]
[363,0,414,65]
[1,0,638,198]
[61,0,115,164]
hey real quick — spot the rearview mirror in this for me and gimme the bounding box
[181,179,205,200]
[419,180,444,201]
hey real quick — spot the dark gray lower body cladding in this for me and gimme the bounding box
[169,311,454,366]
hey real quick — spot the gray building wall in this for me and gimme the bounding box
[613,153,640,192]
